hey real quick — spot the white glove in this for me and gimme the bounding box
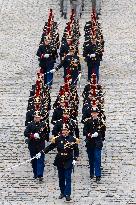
[92,132,98,138]
[90,53,96,58]
[36,152,41,159]
[50,68,56,73]
[72,160,76,166]
[34,133,40,139]
[44,54,50,58]
[78,73,82,81]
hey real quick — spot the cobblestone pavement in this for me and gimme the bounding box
[0,0,136,204]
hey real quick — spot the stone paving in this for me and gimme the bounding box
[0,0,136,204]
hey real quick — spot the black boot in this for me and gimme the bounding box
[59,193,64,199]
[65,195,72,201]
[38,176,43,182]
[96,176,101,182]
[90,175,94,179]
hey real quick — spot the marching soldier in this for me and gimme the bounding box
[82,107,103,182]
[83,37,101,82]
[60,35,73,61]
[82,72,106,182]
[36,124,79,201]
[54,46,81,85]
[83,9,104,82]
[24,112,50,181]
[37,35,57,87]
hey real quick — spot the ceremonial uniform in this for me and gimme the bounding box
[56,52,81,85]
[83,42,100,81]
[24,118,50,180]
[60,39,71,60]
[51,106,64,125]
[83,109,103,181]
[43,132,79,200]
[37,40,57,86]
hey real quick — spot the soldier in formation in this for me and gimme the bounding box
[83,10,104,82]
[37,9,60,88]
[25,65,51,181]
[82,73,106,182]
[52,14,82,85]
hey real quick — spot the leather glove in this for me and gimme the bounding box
[92,132,98,138]
[36,152,41,159]
[34,133,40,139]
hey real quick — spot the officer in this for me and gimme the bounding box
[24,112,50,181]
[37,35,57,87]
[83,107,103,182]
[37,124,79,201]
[54,46,81,86]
